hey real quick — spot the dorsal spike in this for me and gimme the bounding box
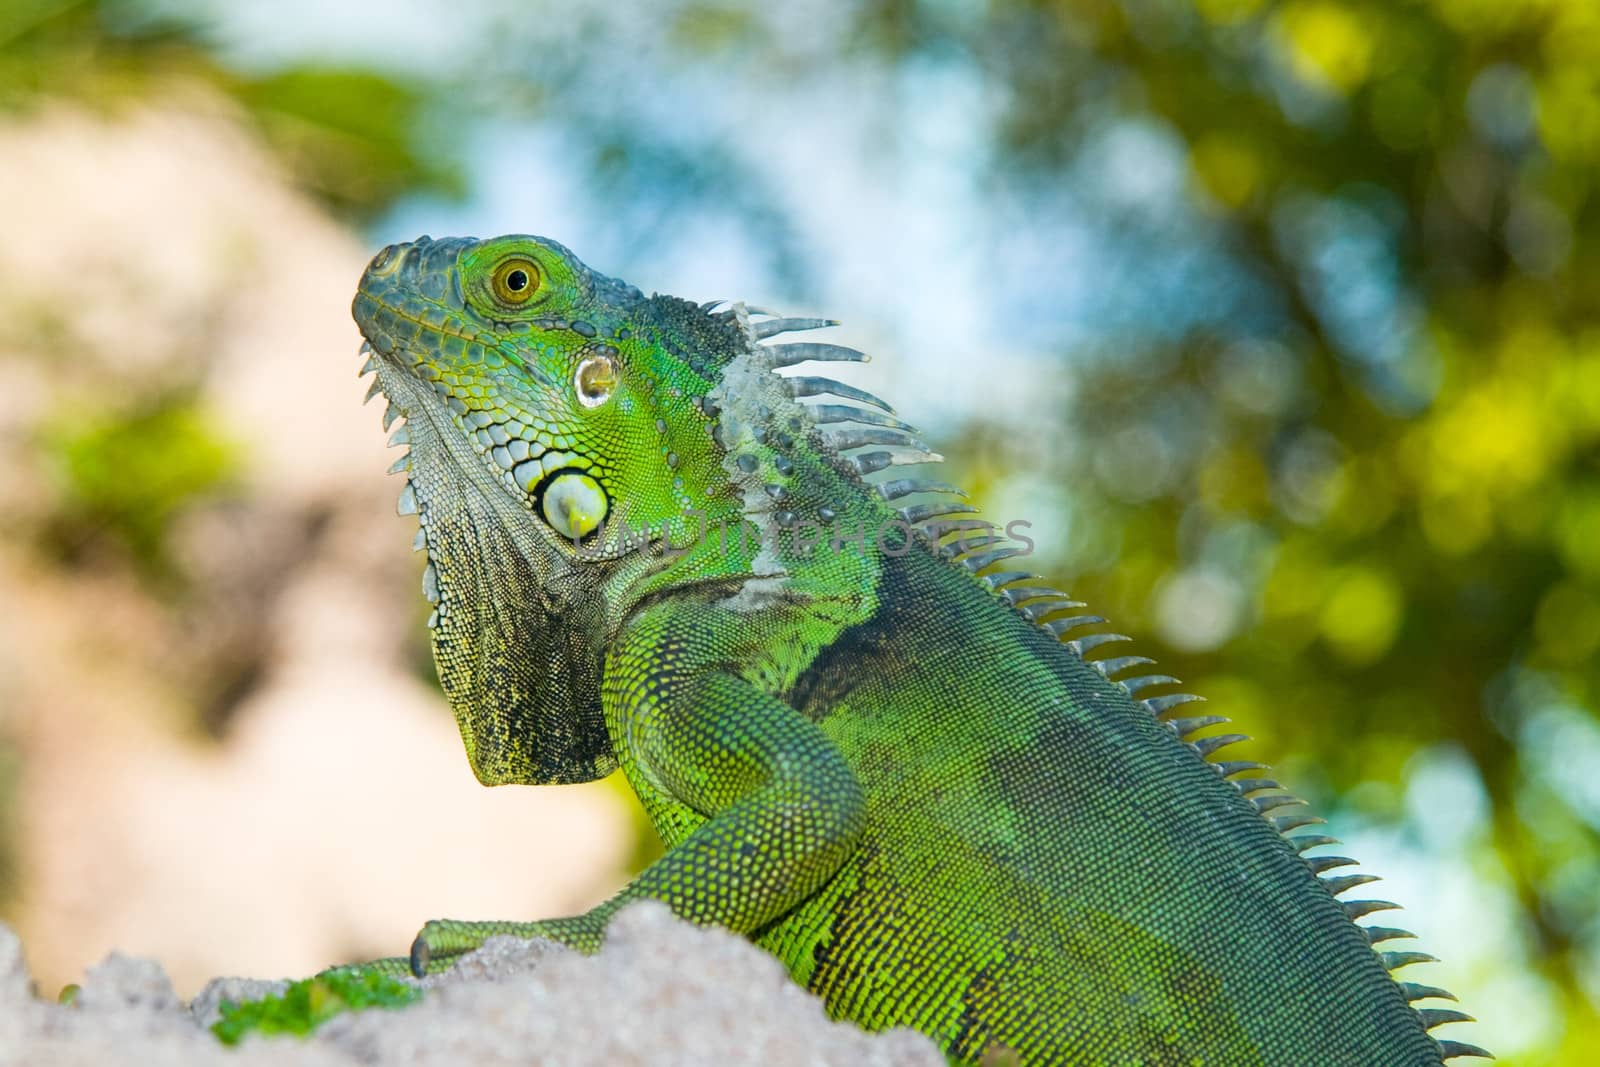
[388,426,411,447]
[1001,585,1072,606]
[1119,674,1180,697]
[1250,793,1304,814]
[365,379,383,404]
[752,316,837,340]
[848,449,941,475]
[1191,732,1249,758]
[1043,615,1108,638]
[1145,693,1205,716]
[765,342,868,367]
[979,571,1037,590]
[397,482,418,516]
[922,519,997,542]
[1269,811,1325,833]
[1321,872,1380,896]
[823,427,934,452]
[1091,655,1156,679]
[1363,926,1417,945]
[877,477,966,501]
[1064,633,1134,656]
[785,376,895,412]
[810,404,917,431]
[1343,899,1401,920]
[961,546,1029,572]
[1287,833,1340,852]
[382,403,400,430]
[1022,599,1090,622]
[1231,777,1281,795]
[850,451,892,475]
[1303,854,1356,874]
[899,502,979,525]
[1381,950,1439,971]
[1168,715,1230,739]
[1436,1039,1493,1060]
[1401,982,1458,1003]
[945,535,1008,558]
[387,454,410,475]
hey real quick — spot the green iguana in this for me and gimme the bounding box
[349,233,1487,1065]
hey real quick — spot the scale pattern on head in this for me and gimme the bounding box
[354,234,757,550]
[352,234,751,785]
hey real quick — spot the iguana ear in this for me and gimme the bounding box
[422,496,616,786]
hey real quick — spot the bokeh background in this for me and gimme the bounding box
[2,0,1597,1060]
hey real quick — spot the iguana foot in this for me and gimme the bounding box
[408,919,553,976]
[316,955,418,980]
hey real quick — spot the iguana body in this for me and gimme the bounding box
[350,234,1486,1065]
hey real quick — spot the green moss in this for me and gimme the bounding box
[211,971,422,1046]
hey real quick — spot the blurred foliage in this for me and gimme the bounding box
[40,395,239,579]
[211,970,421,1045]
[230,68,463,222]
[0,0,200,101]
[0,0,461,221]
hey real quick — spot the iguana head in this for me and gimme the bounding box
[355,234,748,549]
[352,234,755,785]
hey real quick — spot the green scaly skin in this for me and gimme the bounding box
[346,235,1487,1065]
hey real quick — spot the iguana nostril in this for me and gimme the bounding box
[367,243,403,273]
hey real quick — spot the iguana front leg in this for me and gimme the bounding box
[409,625,868,973]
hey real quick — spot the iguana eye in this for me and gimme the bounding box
[574,353,618,408]
[541,471,608,540]
[491,257,540,304]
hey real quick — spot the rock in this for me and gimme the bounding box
[0,906,944,1067]
[0,923,31,1006]
[419,934,575,988]
[77,953,182,1017]
[316,902,943,1067]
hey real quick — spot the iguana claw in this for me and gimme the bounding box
[406,921,471,976]
[407,917,560,976]
[408,936,430,978]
